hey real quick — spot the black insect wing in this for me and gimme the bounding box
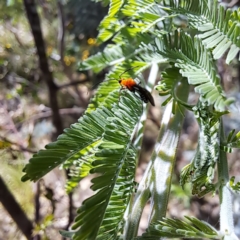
[132,85,155,106]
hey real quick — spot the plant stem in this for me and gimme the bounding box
[123,162,152,240]
[218,120,238,240]
[124,80,189,238]
[124,63,159,239]
[149,80,189,223]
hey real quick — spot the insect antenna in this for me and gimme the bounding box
[119,66,139,79]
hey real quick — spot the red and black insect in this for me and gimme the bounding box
[114,67,155,106]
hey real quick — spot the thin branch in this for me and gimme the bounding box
[0,177,34,240]
[57,79,90,89]
[15,107,85,128]
[34,181,41,240]
[57,0,65,68]
[23,0,63,137]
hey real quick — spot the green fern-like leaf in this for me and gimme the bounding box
[122,0,171,34]
[70,93,141,240]
[78,44,131,73]
[96,0,125,43]
[180,102,227,197]
[79,31,154,74]
[86,63,149,112]
[108,0,124,17]
[166,0,240,63]
[221,129,240,153]
[154,30,230,112]
[22,87,144,239]
[21,109,107,182]
[229,176,240,192]
[155,67,192,109]
[138,216,219,239]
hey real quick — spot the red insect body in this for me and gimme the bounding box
[119,78,155,106]
[119,78,137,91]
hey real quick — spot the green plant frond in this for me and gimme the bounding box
[21,107,112,182]
[108,0,124,17]
[23,89,142,238]
[65,153,96,193]
[180,102,221,196]
[98,0,174,43]
[79,31,153,73]
[221,129,240,153]
[70,94,141,240]
[229,176,240,192]
[86,62,148,112]
[136,42,168,67]
[96,0,125,43]
[122,0,157,18]
[122,0,172,34]
[97,17,125,43]
[78,44,133,73]
[138,216,219,239]
[155,68,179,96]
[155,30,229,112]
[198,1,240,63]
[166,0,240,63]
[155,68,188,108]
[96,148,136,239]
[22,87,143,183]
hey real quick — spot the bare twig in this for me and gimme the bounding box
[57,0,66,69]
[23,0,63,137]
[57,79,90,89]
[0,177,34,240]
[14,107,85,128]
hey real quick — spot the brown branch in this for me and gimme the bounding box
[15,107,85,128]
[57,0,66,68]
[23,0,63,137]
[57,79,90,89]
[0,177,33,240]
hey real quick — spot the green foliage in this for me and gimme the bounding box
[23,90,142,239]
[21,0,240,239]
[229,176,240,192]
[180,102,223,197]
[97,0,124,42]
[138,216,219,239]
[78,44,137,73]
[167,0,240,63]
[86,62,162,112]
[179,105,232,197]
[154,31,230,111]
[221,129,240,153]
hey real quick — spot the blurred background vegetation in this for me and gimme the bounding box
[0,0,240,239]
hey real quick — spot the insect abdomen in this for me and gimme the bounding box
[133,85,155,106]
